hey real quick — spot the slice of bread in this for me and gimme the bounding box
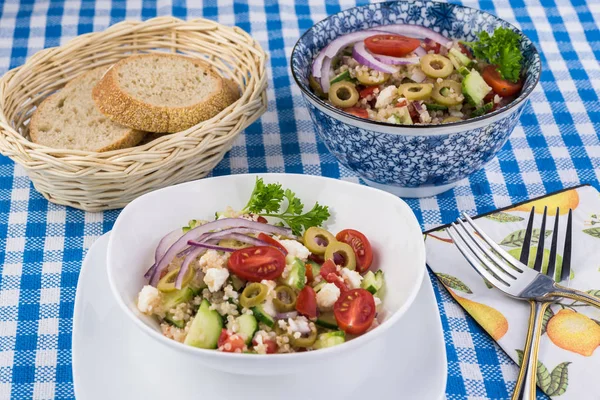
[29,67,147,152]
[92,54,240,133]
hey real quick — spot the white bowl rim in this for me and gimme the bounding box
[106,173,426,360]
[290,1,541,135]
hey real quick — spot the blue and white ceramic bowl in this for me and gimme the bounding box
[291,1,541,198]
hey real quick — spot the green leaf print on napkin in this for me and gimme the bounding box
[500,229,552,248]
[547,362,571,396]
[583,227,600,239]
[484,212,524,223]
[542,307,554,335]
[435,273,472,294]
[515,350,570,396]
[587,289,600,298]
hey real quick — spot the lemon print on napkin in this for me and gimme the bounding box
[547,309,600,357]
[509,190,579,216]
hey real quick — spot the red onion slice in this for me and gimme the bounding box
[352,42,399,74]
[414,46,426,57]
[275,311,298,320]
[410,68,427,83]
[372,54,420,65]
[188,240,237,252]
[312,29,387,78]
[175,246,207,289]
[320,57,333,94]
[377,24,452,48]
[149,218,294,286]
[145,228,182,279]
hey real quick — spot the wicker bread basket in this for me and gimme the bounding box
[0,16,268,211]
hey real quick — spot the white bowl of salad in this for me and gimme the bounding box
[106,173,425,375]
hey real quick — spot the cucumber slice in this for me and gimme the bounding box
[425,103,448,111]
[162,286,195,311]
[316,312,338,329]
[313,331,345,349]
[184,299,222,349]
[284,258,306,290]
[330,70,351,84]
[182,219,200,233]
[472,102,494,117]
[251,305,275,328]
[236,314,258,344]
[313,281,327,293]
[458,66,470,77]
[230,275,246,292]
[462,69,492,107]
[361,270,385,295]
[448,53,461,70]
[449,48,474,68]
[306,260,321,279]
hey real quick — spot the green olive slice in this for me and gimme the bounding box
[431,80,463,106]
[290,325,318,348]
[273,285,297,312]
[303,227,336,255]
[356,71,390,86]
[324,241,356,270]
[398,83,433,101]
[239,282,268,309]
[157,267,194,293]
[328,81,359,108]
[420,54,454,78]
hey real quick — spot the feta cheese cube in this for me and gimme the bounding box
[277,239,310,262]
[316,283,341,310]
[288,316,310,333]
[137,285,162,314]
[341,268,363,289]
[204,267,229,292]
[375,85,397,108]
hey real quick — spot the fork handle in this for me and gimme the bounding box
[511,301,537,400]
[551,285,600,309]
[519,301,550,400]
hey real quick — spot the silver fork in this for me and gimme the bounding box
[447,207,600,400]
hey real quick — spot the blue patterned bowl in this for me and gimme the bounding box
[291,1,541,197]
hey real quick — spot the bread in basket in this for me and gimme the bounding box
[0,16,268,211]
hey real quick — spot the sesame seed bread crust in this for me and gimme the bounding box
[29,66,147,152]
[92,54,240,133]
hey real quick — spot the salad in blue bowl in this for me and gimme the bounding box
[291,1,541,197]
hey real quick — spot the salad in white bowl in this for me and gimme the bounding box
[137,178,386,354]
[107,174,424,375]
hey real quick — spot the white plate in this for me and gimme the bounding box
[73,233,448,399]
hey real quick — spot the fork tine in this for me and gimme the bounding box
[456,219,518,280]
[461,213,524,273]
[520,207,536,266]
[447,225,509,288]
[533,207,548,272]
[560,209,573,282]
[547,207,560,281]
[450,222,514,284]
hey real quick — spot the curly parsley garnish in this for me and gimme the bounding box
[463,27,523,83]
[242,178,330,235]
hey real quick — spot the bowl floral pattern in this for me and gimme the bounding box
[291,1,541,194]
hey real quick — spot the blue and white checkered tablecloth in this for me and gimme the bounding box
[0,0,598,399]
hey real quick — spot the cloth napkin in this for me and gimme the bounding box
[425,185,600,399]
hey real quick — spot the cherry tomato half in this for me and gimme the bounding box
[257,233,287,255]
[343,107,369,119]
[334,289,376,335]
[320,260,348,292]
[252,337,278,354]
[320,259,337,280]
[218,329,246,353]
[481,65,523,97]
[296,286,317,319]
[458,43,473,59]
[228,246,285,282]
[364,35,421,57]
[359,85,378,99]
[335,229,373,273]
[256,216,268,224]
[305,262,314,284]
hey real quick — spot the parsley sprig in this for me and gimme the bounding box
[242,178,330,235]
[463,27,523,83]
